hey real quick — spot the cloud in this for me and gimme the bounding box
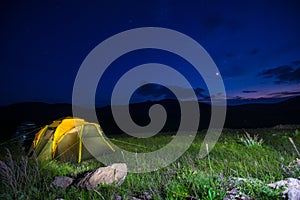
[248,48,259,55]
[136,84,166,98]
[267,91,300,98]
[202,15,223,31]
[225,52,235,58]
[259,65,293,78]
[232,96,243,100]
[222,65,247,78]
[135,84,208,100]
[258,65,300,84]
[292,60,300,66]
[226,18,242,32]
[242,90,258,93]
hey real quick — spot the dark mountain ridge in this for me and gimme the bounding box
[0,96,300,141]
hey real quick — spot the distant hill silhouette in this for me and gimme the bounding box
[1,96,300,141]
[225,96,300,128]
[0,102,72,141]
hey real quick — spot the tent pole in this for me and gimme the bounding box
[78,125,84,163]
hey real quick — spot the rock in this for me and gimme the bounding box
[138,192,151,200]
[186,196,197,200]
[272,124,299,130]
[223,178,257,200]
[288,188,300,200]
[49,163,127,190]
[268,178,300,200]
[226,187,239,195]
[76,163,127,190]
[51,176,74,188]
[223,188,254,200]
[128,191,152,200]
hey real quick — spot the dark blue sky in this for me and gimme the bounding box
[1,0,300,106]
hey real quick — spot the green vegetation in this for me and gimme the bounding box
[239,129,264,147]
[1,129,300,199]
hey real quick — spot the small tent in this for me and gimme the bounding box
[32,117,114,163]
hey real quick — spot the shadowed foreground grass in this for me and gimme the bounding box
[1,129,300,199]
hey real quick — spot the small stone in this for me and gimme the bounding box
[139,192,151,200]
[51,176,73,188]
[226,187,238,195]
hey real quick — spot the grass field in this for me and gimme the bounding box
[1,128,300,199]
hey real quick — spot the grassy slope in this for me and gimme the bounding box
[1,129,300,199]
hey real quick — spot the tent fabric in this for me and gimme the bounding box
[32,117,114,163]
[33,125,48,148]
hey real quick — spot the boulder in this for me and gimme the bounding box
[76,163,127,190]
[268,178,300,200]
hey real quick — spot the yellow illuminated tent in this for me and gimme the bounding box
[32,117,114,163]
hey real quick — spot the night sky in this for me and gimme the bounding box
[1,0,300,106]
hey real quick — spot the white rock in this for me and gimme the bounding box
[268,178,300,200]
[76,163,127,190]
